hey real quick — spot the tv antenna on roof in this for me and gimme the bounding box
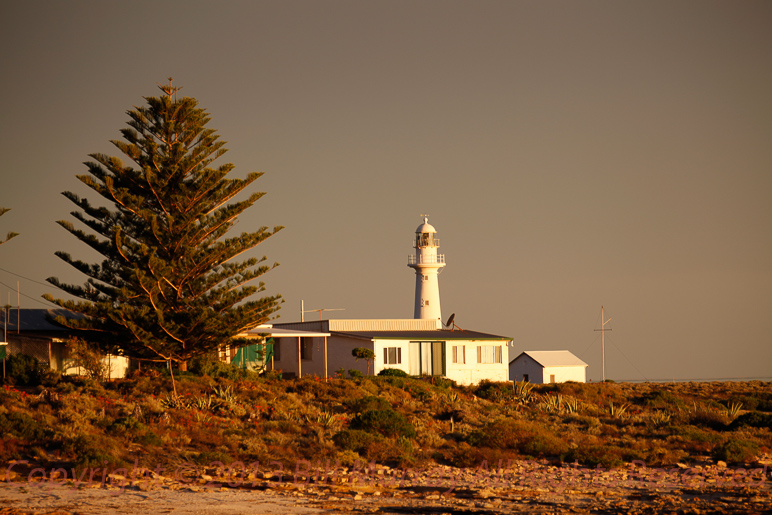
[300,300,344,322]
[444,313,465,332]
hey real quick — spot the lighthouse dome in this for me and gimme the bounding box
[415,217,436,234]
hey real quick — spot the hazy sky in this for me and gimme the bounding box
[1,1,770,382]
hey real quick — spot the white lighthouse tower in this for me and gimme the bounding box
[408,216,446,322]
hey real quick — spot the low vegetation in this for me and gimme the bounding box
[1,360,770,477]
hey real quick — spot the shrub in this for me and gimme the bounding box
[467,419,568,458]
[350,409,416,439]
[345,395,391,414]
[378,368,408,377]
[5,354,44,386]
[713,438,760,464]
[66,337,110,381]
[188,352,255,380]
[0,411,52,441]
[564,444,625,468]
[348,369,363,379]
[474,380,512,402]
[729,411,772,431]
[332,429,383,453]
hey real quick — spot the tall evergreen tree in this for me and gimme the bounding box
[0,208,19,245]
[44,80,282,379]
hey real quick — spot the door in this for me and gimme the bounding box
[408,341,445,376]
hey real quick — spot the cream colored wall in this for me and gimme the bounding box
[445,341,510,386]
[541,365,586,383]
[509,354,587,384]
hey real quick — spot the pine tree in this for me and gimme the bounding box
[44,80,283,386]
[0,208,19,245]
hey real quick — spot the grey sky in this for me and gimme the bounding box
[1,1,770,381]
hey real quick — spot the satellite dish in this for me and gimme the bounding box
[446,313,455,328]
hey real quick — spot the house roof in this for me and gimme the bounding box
[0,308,84,332]
[331,329,511,341]
[511,350,588,368]
[243,325,330,338]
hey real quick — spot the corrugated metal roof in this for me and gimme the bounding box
[515,350,588,368]
[0,309,83,332]
[332,329,511,341]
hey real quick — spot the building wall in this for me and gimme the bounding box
[541,365,586,384]
[373,339,509,386]
[509,355,587,384]
[510,354,545,383]
[271,335,372,378]
[271,335,509,385]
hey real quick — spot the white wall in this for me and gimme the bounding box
[541,365,586,384]
[509,354,587,384]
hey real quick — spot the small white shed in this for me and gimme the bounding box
[509,350,587,384]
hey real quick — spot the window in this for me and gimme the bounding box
[423,275,428,281]
[550,374,556,384]
[476,345,502,364]
[451,345,466,364]
[301,337,313,360]
[523,374,529,382]
[383,347,402,364]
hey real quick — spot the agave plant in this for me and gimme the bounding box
[608,401,631,418]
[564,397,580,414]
[725,401,743,419]
[160,392,189,409]
[513,380,535,405]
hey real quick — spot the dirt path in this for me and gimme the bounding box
[2,461,771,514]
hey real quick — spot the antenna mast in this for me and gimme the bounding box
[594,305,612,381]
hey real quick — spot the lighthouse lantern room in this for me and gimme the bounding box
[407,216,446,322]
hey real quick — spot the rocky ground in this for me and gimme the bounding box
[2,459,770,515]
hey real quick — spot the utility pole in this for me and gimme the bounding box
[594,305,612,382]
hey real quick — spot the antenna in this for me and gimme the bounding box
[594,305,612,381]
[444,313,466,332]
[300,300,345,321]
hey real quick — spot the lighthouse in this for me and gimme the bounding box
[408,216,446,322]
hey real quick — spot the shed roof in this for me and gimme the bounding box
[512,350,588,368]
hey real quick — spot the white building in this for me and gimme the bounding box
[408,216,446,322]
[239,217,512,385]
[509,350,587,384]
[259,319,510,386]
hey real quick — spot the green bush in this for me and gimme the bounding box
[378,368,408,377]
[713,438,760,464]
[348,369,363,379]
[474,380,512,402]
[729,411,772,431]
[345,395,391,414]
[188,352,255,380]
[563,444,625,468]
[332,429,383,453]
[5,354,44,386]
[467,419,568,458]
[350,409,416,439]
[0,411,52,440]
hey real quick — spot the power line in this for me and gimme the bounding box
[0,279,60,308]
[0,266,55,288]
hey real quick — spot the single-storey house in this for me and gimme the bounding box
[250,319,512,385]
[0,308,129,379]
[509,350,587,384]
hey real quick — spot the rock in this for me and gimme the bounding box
[716,461,727,469]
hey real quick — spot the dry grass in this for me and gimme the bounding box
[1,373,771,474]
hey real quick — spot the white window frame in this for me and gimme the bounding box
[383,346,402,365]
